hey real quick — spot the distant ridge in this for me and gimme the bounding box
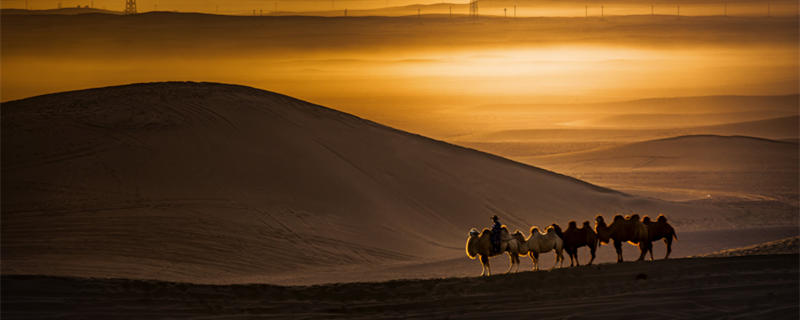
[1,8,120,15]
[647,134,798,145]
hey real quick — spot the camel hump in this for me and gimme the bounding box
[512,231,526,243]
[630,214,641,221]
[657,214,668,223]
[568,220,578,228]
[613,214,625,222]
[642,216,652,223]
[500,226,512,241]
[550,224,564,238]
[582,221,591,228]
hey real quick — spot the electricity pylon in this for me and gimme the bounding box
[124,0,137,15]
[469,0,478,18]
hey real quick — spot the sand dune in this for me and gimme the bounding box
[525,135,799,203]
[0,8,120,15]
[698,236,799,257]
[3,253,797,319]
[3,82,778,285]
[531,135,799,172]
[456,115,799,146]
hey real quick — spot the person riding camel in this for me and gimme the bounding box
[490,215,502,254]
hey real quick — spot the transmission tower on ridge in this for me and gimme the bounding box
[469,0,478,18]
[124,0,137,15]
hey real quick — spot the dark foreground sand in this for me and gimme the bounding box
[3,254,797,319]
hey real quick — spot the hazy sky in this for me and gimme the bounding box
[3,0,798,16]
[3,0,447,12]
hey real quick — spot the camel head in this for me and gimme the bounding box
[595,216,612,244]
[466,228,480,259]
[550,224,563,238]
[595,215,606,226]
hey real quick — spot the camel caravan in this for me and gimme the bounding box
[465,214,677,276]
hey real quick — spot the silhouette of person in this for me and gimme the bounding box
[490,215,502,253]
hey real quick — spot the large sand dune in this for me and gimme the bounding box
[3,82,780,284]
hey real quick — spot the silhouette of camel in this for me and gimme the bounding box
[595,214,652,263]
[553,221,597,267]
[643,214,678,260]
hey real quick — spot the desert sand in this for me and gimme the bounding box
[2,82,797,287]
[3,253,797,319]
[2,3,798,318]
[698,236,799,257]
[525,135,799,202]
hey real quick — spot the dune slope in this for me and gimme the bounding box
[0,82,755,283]
[528,135,799,202]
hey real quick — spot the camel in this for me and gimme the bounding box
[513,226,564,271]
[595,214,652,263]
[643,214,678,260]
[553,221,597,267]
[465,226,524,276]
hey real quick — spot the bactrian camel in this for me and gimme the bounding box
[466,227,524,276]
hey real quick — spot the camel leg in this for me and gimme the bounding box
[664,237,673,259]
[506,254,513,274]
[648,243,654,261]
[567,252,575,268]
[529,253,536,271]
[480,255,489,276]
[532,251,540,271]
[574,249,581,267]
[588,244,596,266]
[551,250,561,270]
[637,242,650,261]
[614,240,623,263]
[566,248,575,267]
[514,255,521,273]
[557,249,564,269]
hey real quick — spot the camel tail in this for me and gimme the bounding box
[669,225,677,241]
